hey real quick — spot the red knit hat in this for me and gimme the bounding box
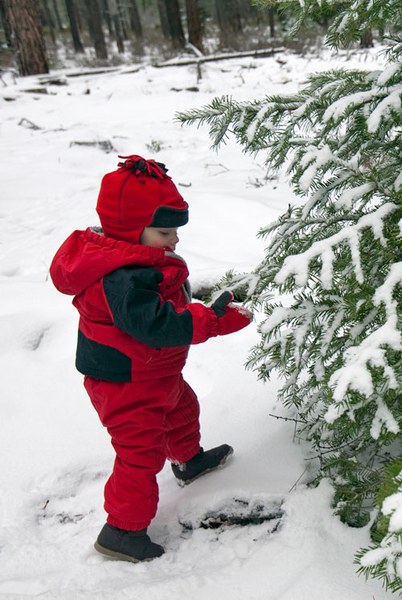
[96,154,189,243]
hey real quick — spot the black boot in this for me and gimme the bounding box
[94,524,164,563]
[171,444,234,487]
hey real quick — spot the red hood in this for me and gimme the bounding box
[50,227,187,296]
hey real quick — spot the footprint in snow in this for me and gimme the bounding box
[32,463,109,531]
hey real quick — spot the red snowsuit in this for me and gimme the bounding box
[50,227,248,530]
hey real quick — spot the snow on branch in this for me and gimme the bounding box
[335,183,375,209]
[325,260,402,433]
[274,203,398,289]
[323,88,380,123]
[359,536,402,570]
[374,261,402,315]
[367,86,402,133]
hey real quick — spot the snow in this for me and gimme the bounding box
[323,88,380,122]
[374,261,402,311]
[326,308,401,428]
[274,202,398,289]
[0,47,394,598]
[370,400,400,440]
[381,481,402,533]
[298,144,333,192]
[334,182,375,209]
[367,85,402,133]
[377,62,400,85]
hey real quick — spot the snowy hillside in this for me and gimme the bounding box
[0,46,395,598]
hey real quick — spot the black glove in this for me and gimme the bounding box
[210,291,233,318]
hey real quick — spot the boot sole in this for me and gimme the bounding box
[175,446,234,487]
[94,542,158,563]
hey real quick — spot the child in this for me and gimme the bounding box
[50,155,252,563]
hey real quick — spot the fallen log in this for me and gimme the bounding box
[155,46,286,68]
[70,140,116,153]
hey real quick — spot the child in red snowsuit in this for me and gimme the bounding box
[50,155,251,562]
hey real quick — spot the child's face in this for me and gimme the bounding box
[140,227,180,251]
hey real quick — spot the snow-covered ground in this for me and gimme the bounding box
[0,45,394,599]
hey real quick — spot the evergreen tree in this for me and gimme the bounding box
[178,0,402,591]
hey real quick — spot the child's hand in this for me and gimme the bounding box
[211,292,252,336]
[210,291,234,317]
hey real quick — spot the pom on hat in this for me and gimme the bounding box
[117,155,168,179]
[96,154,189,243]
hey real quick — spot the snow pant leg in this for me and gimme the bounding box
[164,376,201,463]
[84,375,182,531]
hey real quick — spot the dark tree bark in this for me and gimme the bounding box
[167,0,185,48]
[3,0,49,75]
[214,0,242,48]
[117,0,128,40]
[360,28,374,48]
[0,0,13,47]
[100,0,113,35]
[128,0,142,38]
[51,0,63,29]
[86,0,108,59]
[65,0,84,52]
[42,0,57,45]
[157,0,170,39]
[158,0,185,48]
[268,7,275,38]
[185,0,203,53]
[108,0,124,53]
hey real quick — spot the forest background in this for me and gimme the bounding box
[0,0,343,76]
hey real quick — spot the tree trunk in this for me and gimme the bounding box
[0,0,13,47]
[117,0,128,40]
[128,0,142,38]
[268,7,275,38]
[86,0,108,59]
[100,0,113,35]
[185,0,203,53]
[214,0,242,48]
[3,0,49,75]
[42,0,57,45]
[157,0,170,39]
[237,0,255,20]
[51,0,63,30]
[158,0,185,48]
[360,28,374,48]
[108,0,124,53]
[64,0,84,52]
